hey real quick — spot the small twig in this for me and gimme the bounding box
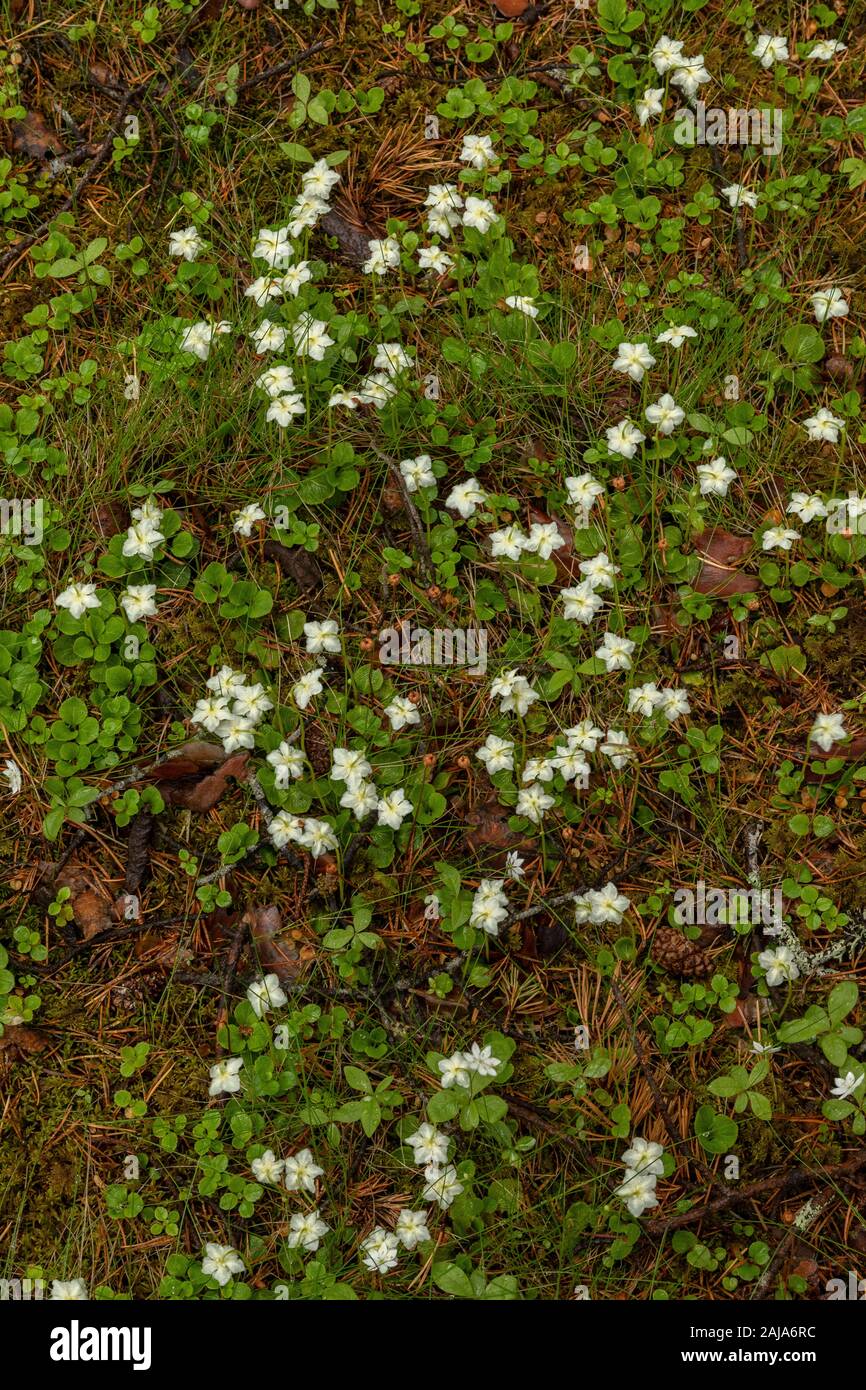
[646,1151,866,1235]
[234,40,330,96]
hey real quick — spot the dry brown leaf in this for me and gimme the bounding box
[11,111,65,161]
[244,905,305,984]
[693,528,759,597]
[158,751,249,810]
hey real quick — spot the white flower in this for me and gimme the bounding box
[565,718,604,754]
[591,882,631,925]
[265,741,305,788]
[464,1042,499,1077]
[269,811,305,850]
[377,787,413,830]
[613,340,656,382]
[123,373,140,400]
[811,287,849,323]
[50,1279,88,1300]
[445,476,487,518]
[579,552,619,591]
[201,1243,245,1286]
[331,746,372,790]
[191,695,231,732]
[505,851,525,880]
[656,324,697,348]
[657,687,691,722]
[417,244,453,273]
[406,1122,449,1167]
[358,372,398,408]
[374,342,414,375]
[752,33,789,67]
[208,1056,243,1096]
[361,1227,401,1273]
[490,524,527,561]
[809,711,847,752]
[424,183,463,220]
[438,1053,471,1088]
[490,669,539,716]
[283,1148,324,1194]
[606,418,645,458]
[266,393,305,426]
[250,319,287,355]
[218,715,256,754]
[122,518,165,560]
[636,88,665,125]
[233,502,267,536]
[476,734,515,775]
[645,393,685,435]
[650,34,684,74]
[469,884,508,936]
[561,581,604,624]
[253,226,292,269]
[180,319,230,360]
[697,456,737,497]
[670,54,711,99]
[256,364,296,398]
[169,225,203,261]
[596,632,634,672]
[395,1209,431,1250]
[287,193,329,237]
[460,133,496,169]
[287,1209,329,1253]
[302,157,341,198]
[762,526,800,552]
[247,973,287,1018]
[808,40,847,61]
[293,669,324,709]
[340,781,379,821]
[628,682,662,718]
[328,388,362,410]
[600,730,633,769]
[56,582,100,619]
[621,1136,665,1178]
[505,294,538,318]
[803,407,844,443]
[787,492,828,523]
[251,1149,284,1184]
[281,261,313,297]
[758,945,800,987]
[299,818,338,857]
[422,1163,464,1209]
[362,236,401,274]
[2,759,22,795]
[522,756,555,784]
[516,783,556,823]
[565,472,604,511]
[292,314,334,360]
[720,183,758,210]
[120,584,157,622]
[615,1171,659,1218]
[830,1071,863,1100]
[304,619,341,654]
[525,520,565,560]
[462,196,498,234]
[245,274,285,307]
[384,694,421,731]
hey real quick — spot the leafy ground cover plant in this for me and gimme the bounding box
[0,0,865,1303]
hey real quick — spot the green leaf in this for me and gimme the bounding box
[433,1263,474,1298]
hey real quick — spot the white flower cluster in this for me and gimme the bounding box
[615,1136,665,1217]
[191,664,273,755]
[469,878,510,936]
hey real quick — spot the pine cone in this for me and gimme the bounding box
[652,926,712,978]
